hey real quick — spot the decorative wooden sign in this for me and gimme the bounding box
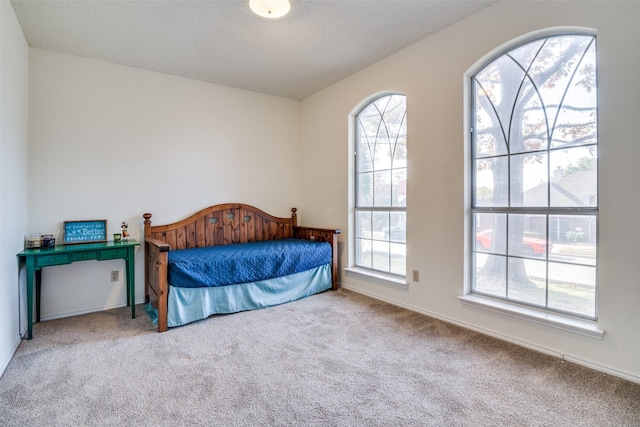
[63,220,107,244]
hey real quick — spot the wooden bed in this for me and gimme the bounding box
[143,203,340,332]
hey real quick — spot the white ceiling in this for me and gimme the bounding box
[11,0,495,100]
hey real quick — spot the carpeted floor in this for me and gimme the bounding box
[1,289,639,426]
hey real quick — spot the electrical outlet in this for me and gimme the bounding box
[412,270,419,282]
[111,271,119,282]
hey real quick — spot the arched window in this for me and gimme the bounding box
[470,33,598,319]
[354,94,407,276]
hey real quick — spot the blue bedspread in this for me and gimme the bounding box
[168,238,332,288]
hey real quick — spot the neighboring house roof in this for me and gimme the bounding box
[524,170,596,207]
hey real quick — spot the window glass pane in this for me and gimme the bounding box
[476,56,524,145]
[548,263,595,317]
[508,258,546,306]
[357,132,374,173]
[532,37,596,149]
[373,139,393,171]
[473,75,508,158]
[508,214,548,259]
[508,39,545,71]
[393,131,407,167]
[388,212,406,243]
[373,170,391,207]
[372,240,390,272]
[392,168,407,207]
[510,78,548,154]
[549,146,597,207]
[474,127,505,158]
[372,211,390,241]
[475,157,508,207]
[550,45,597,148]
[474,253,506,297]
[511,152,548,207]
[356,238,372,269]
[475,213,506,255]
[356,211,371,239]
[548,215,596,266]
[357,172,373,207]
[358,106,382,138]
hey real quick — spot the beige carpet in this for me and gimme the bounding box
[1,289,638,426]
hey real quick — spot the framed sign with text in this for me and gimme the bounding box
[63,220,107,244]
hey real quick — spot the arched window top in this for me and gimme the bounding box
[474,34,596,157]
[355,94,407,196]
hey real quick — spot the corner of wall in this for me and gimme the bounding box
[0,0,30,378]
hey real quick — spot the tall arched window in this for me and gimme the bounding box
[354,94,407,276]
[471,33,598,319]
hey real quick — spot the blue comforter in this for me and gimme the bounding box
[167,238,332,288]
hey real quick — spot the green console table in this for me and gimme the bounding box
[17,239,139,339]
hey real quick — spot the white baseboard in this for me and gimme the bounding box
[341,284,640,385]
[0,334,22,379]
[39,298,146,322]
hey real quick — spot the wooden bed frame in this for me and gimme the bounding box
[143,203,340,332]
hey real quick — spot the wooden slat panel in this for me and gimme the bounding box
[176,227,187,250]
[239,209,248,243]
[185,222,196,248]
[195,217,205,248]
[164,230,177,249]
[213,211,223,246]
[255,217,265,242]
[232,207,241,243]
[223,208,242,244]
[245,211,256,242]
[204,213,215,247]
[221,209,229,244]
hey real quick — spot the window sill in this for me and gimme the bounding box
[344,267,408,290]
[458,294,604,340]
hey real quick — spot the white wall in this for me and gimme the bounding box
[0,2,29,375]
[300,1,640,381]
[28,49,301,320]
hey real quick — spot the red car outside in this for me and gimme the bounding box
[475,229,552,255]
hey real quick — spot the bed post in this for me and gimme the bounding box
[142,212,170,332]
[291,207,297,227]
[143,213,152,238]
[143,213,152,303]
[331,232,339,290]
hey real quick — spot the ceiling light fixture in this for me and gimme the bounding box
[249,0,291,19]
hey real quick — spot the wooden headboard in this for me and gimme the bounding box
[143,203,299,250]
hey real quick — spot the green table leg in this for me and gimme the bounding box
[25,257,35,340]
[126,246,136,319]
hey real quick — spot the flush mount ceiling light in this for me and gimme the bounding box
[249,0,291,19]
